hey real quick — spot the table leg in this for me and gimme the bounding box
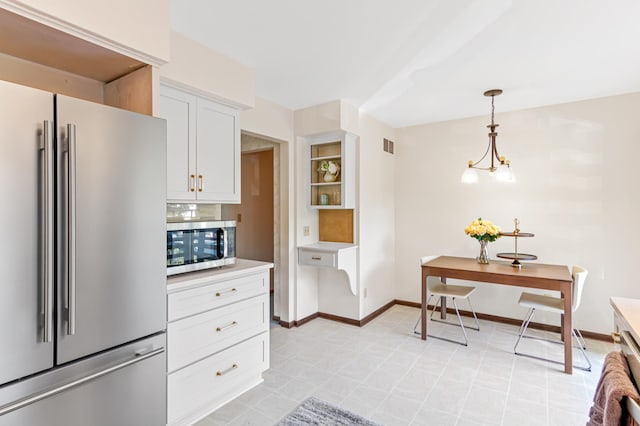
[440,277,447,319]
[561,286,573,374]
[421,268,427,340]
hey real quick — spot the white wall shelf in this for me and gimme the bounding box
[297,242,358,295]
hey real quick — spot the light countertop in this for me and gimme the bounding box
[611,297,640,343]
[167,258,274,293]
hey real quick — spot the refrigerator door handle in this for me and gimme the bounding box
[0,347,164,417]
[66,123,77,336]
[42,120,54,343]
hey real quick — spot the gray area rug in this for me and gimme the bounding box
[275,397,382,425]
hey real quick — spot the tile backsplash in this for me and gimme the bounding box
[166,203,222,221]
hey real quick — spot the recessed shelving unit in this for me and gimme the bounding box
[307,132,355,209]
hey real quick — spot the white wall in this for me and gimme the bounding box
[294,100,343,136]
[394,92,640,334]
[293,102,398,321]
[358,113,396,318]
[161,31,254,109]
[243,97,294,143]
[1,0,170,63]
[293,101,345,320]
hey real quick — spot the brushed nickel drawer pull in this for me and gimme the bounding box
[216,321,238,332]
[216,363,238,377]
[215,288,237,297]
[311,256,322,260]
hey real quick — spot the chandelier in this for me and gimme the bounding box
[461,89,514,183]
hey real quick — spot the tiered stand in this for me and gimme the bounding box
[496,218,537,268]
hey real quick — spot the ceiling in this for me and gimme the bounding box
[170,0,640,128]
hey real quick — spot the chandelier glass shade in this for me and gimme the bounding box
[461,89,514,183]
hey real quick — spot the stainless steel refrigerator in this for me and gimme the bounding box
[0,80,167,425]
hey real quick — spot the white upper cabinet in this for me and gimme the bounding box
[159,86,196,201]
[196,98,240,202]
[159,84,241,203]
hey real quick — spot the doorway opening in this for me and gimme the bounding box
[222,134,281,324]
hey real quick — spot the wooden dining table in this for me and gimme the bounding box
[420,256,575,374]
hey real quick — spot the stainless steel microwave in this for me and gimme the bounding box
[166,220,236,275]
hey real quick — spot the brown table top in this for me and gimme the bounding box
[422,256,572,288]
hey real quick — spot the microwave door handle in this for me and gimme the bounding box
[41,120,54,343]
[216,228,225,259]
[223,228,228,258]
[66,123,77,335]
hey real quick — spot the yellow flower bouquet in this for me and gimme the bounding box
[464,217,501,242]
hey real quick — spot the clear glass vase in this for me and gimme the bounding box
[477,240,490,264]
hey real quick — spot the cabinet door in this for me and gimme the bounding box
[159,85,197,201]
[196,98,241,203]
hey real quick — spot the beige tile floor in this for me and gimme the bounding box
[196,305,614,426]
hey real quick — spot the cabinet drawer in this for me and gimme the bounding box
[298,250,336,268]
[168,294,268,372]
[168,333,269,425]
[168,272,268,322]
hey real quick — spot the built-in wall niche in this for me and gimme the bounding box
[306,131,356,209]
[0,8,152,115]
[310,141,342,207]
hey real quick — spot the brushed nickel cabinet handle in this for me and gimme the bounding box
[189,174,195,192]
[198,175,203,192]
[216,321,238,332]
[311,256,322,260]
[216,364,238,377]
[215,288,237,297]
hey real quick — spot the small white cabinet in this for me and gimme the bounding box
[166,260,272,426]
[306,131,356,209]
[159,84,241,203]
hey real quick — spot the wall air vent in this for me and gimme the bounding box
[383,138,394,154]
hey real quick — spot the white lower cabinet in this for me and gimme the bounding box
[167,262,271,426]
[168,295,268,373]
[168,334,269,425]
